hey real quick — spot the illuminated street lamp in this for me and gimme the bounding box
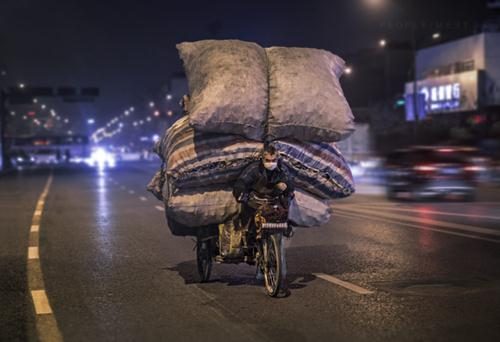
[379,39,387,48]
[432,32,441,40]
[19,83,25,89]
[41,104,46,110]
[344,66,353,75]
[149,101,155,107]
[364,0,385,7]
[166,94,173,101]
[124,110,130,116]
[33,98,38,104]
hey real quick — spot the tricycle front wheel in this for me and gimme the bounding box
[261,233,287,297]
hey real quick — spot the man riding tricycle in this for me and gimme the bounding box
[195,144,294,297]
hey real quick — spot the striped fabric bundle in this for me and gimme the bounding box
[156,116,262,189]
[157,117,354,200]
[275,140,355,199]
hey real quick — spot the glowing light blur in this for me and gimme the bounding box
[87,147,116,170]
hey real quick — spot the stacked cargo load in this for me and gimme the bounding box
[149,40,355,236]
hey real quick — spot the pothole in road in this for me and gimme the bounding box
[370,278,500,297]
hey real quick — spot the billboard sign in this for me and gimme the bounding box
[405,70,480,116]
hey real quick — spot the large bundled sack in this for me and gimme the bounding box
[176,40,355,142]
[266,47,355,142]
[156,116,262,189]
[289,190,332,227]
[275,140,355,199]
[164,186,331,230]
[161,183,332,235]
[165,187,239,227]
[177,40,268,140]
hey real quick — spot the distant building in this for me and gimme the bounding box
[336,122,373,161]
[405,33,500,123]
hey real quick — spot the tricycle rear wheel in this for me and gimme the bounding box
[196,238,213,283]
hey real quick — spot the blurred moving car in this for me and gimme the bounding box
[9,150,35,169]
[385,146,479,201]
[32,149,59,165]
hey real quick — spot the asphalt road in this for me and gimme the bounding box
[1,162,500,342]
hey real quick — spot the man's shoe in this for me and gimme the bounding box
[283,225,294,238]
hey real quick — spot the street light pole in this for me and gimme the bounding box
[0,89,10,170]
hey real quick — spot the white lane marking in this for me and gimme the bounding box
[31,225,40,233]
[129,190,135,194]
[314,273,374,295]
[28,247,39,260]
[139,196,147,201]
[335,206,500,237]
[31,290,53,315]
[155,205,165,211]
[339,203,500,221]
[121,185,126,190]
[334,211,500,244]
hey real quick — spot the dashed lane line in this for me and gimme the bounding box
[155,205,165,211]
[337,203,500,221]
[27,173,63,342]
[129,190,135,194]
[139,196,148,201]
[28,247,39,260]
[334,206,500,237]
[313,273,374,295]
[334,211,500,244]
[31,290,53,315]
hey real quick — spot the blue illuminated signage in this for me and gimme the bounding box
[419,83,461,112]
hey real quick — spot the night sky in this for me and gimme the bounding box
[0,0,487,131]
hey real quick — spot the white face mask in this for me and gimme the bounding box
[263,161,278,171]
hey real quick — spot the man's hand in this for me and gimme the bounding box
[237,192,250,203]
[275,182,287,192]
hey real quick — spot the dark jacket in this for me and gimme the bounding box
[233,160,294,200]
